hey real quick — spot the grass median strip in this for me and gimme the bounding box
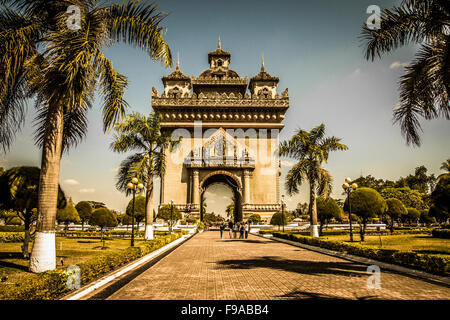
[0,232,184,300]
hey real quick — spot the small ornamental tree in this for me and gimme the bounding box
[385,198,407,233]
[316,196,342,235]
[126,196,146,233]
[270,212,291,230]
[56,203,80,234]
[345,187,386,241]
[75,201,93,231]
[89,208,118,248]
[157,204,182,232]
[405,207,420,226]
[430,174,450,224]
[118,213,132,230]
[248,214,262,225]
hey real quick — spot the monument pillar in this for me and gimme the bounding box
[192,170,200,204]
[243,170,251,204]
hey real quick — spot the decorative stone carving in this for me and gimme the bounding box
[152,87,159,98]
[282,88,289,98]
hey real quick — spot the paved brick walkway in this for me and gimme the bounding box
[107,231,450,300]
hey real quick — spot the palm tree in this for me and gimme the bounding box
[360,0,449,146]
[279,124,348,237]
[0,0,172,272]
[111,112,179,241]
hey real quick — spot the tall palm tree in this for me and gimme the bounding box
[279,124,348,237]
[112,112,179,241]
[360,0,449,146]
[0,0,172,272]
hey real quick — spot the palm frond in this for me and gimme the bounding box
[107,0,172,67]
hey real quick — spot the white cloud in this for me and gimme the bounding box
[79,188,95,193]
[109,167,120,173]
[64,179,80,185]
[389,61,408,69]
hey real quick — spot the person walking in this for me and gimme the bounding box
[228,220,233,238]
[233,223,238,239]
[244,222,249,239]
[219,222,225,239]
[239,223,244,239]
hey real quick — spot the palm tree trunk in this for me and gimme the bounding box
[144,173,154,240]
[29,105,64,273]
[309,183,319,237]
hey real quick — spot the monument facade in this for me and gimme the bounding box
[152,39,289,223]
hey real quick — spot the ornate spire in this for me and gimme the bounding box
[176,52,180,71]
[261,54,265,73]
[218,34,221,49]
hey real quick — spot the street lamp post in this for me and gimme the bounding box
[281,195,286,233]
[127,178,144,247]
[342,177,358,242]
[170,200,175,234]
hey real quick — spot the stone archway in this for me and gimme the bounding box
[200,172,242,223]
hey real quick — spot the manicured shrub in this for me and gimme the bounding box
[0,232,24,242]
[431,229,450,239]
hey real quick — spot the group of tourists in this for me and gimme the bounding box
[218,221,249,239]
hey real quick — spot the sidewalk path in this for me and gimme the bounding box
[107,231,449,300]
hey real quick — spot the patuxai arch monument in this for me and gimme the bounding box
[151,39,289,223]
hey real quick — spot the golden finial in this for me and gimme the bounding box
[176,52,180,70]
[218,34,221,49]
[261,54,266,72]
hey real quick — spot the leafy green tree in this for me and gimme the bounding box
[89,207,118,248]
[117,213,132,230]
[0,166,66,258]
[405,207,420,226]
[399,165,436,194]
[89,208,118,229]
[56,203,80,234]
[351,175,395,193]
[75,201,93,231]
[248,214,262,225]
[439,159,450,174]
[361,0,449,146]
[125,196,146,233]
[270,212,292,230]
[429,173,450,224]
[316,196,342,235]
[225,203,234,219]
[157,204,182,232]
[384,198,407,233]
[0,0,172,273]
[420,209,436,225]
[87,201,107,209]
[380,187,427,211]
[112,112,180,241]
[279,123,348,237]
[203,212,224,224]
[345,187,386,241]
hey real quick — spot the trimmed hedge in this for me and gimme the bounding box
[0,226,25,232]
[259,228,434,236]
[272,232,449,276]
[0,232,184,300]
[432,229,450,239]
[0,232,24,243]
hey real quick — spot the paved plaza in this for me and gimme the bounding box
[107,231,450,300]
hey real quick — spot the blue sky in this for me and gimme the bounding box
[1,0,449,216]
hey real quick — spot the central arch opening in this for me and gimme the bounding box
[200,173,242,223]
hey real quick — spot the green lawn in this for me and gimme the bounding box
[321,234,450,256]
[0,236,150,291]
